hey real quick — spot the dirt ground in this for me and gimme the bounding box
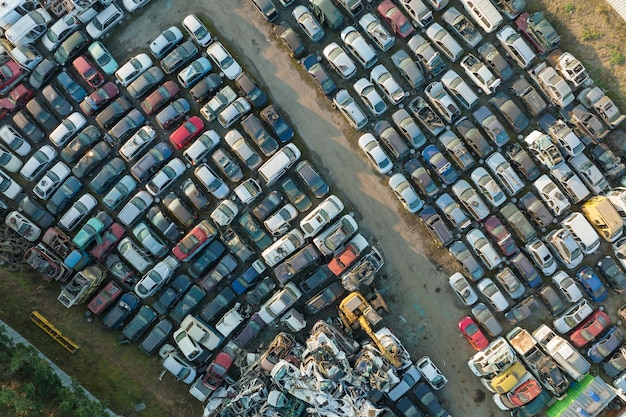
[3,1,626,417]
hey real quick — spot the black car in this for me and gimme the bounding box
[55,70,87,103]
[199,287,236,323]
[396,396,426,417]
[187,240,227,280]
[29,58,58,89]
[103,254,138,289]
[537,284,565,316]
[53,31,88,65]
[121,305,157,341]
[61,125,100,163]
[253,191,283,220]
[281,178,311,212]
[488,92,529,133]
[234,313,266,348]
[46,176,82,215]
[420,205,454,248]
[107,109,145,144]
[591,143,626,180]
[305,282,345,315]
[412,383,449,417]
[139,318,173,355]
[295,161,329,199]
[130,142,173,182]
[72,141,111,179]
[506,143,540,181]
[127,66,165,99]
[235,72,267,108]
[153,274,192,315]
[301,54,336,97]
[42,84,72,117]
[169,284,206,323]
[102,292,140,330]
[13,111,44,143]
[160,40,198,74]
[26,97,58,131]
[146,206,183,243]
[89,157,125,194]
[19,196,54,228]
[189,73,223,103]
[299,266,334,295]
[241,114,279,157]
[597,256,626,293]
[96,96,132,129]
[518,192,554,229]
[245,277,277,306]
[199,254,238,292]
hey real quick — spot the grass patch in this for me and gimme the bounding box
[581,26,602,41]
[564,3,575,13]
[609,45,626,65]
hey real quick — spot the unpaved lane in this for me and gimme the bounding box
[111,1,502,415]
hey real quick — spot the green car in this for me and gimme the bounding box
[88,41,119,74]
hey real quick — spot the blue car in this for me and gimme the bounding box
[301,54,336,97]
[55,70,87,102]
[576,266,608,302]
[422,145,459,185]
[231,260,267,295]
[588,326,624,363]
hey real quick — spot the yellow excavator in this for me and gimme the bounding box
[338,291,401,369]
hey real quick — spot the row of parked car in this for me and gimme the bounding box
[249,0,626,414]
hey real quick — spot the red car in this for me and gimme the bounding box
[140,80,180,115]
[377,0,413,38]
[0,60,24,93]
[87,281,122,315]
[570,310,610,347]
[72,55,104,88]
[169,116,204,150]
[90,223,125,262]
[458,316,489,351]
[203,352,234,391]
[483,216,518,256]
[79,82,119,116]
[328,243,361,276]
[507,378,543,407]
[0,84,34,121]
[172,219,216,261]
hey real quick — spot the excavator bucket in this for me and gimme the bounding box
[367,287,389,315]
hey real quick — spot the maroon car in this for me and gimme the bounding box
[202,352,234,391]
[140,80,180,115]
[79,82,119,116]
[483,215,518,257]
[72,55,104,88]
[87,281,122,315]
[169,116,204,150]
[91,223,125,262]
[0,59,24,93]
[377,0,414,38]
[0,84,34,122]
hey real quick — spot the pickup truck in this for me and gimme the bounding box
[533,324,590,382]
[547,49,589,89]
[529,62,574,108]
[200,85,236,122]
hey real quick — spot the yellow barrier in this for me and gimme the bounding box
[30,311,79,354]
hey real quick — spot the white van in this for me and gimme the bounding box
[459,0,503,34]
[258,143,301,185]
[117,237,154,273]
[561,212,600,255]
[0,0,35,31]
[5,8,52,46]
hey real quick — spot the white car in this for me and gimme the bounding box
[416,356,448,390]
[210,200,239,227]
[340,26,378,69]
[448,272,478,306]
[50,112,87,147]
[467,228,502,270]
[0,144,23,173]
[496,25,537,69]
[0,125,30,156]
[495,268,525,300]
[440,70,479,110]
[118,190,154,226]
[425,81,460,123]
[477,278,509,312]
[569,153,610,194]
[358,13,394,52]
[460,54,501,95]
[33,161,69,200]
[86,3,124,40]
[257,282,302,324]
[546,228,584,269]
[146,158,185,196]
[0,169,22,200]
[299,195,344,238]
[525,238,557,276]
[119,126,156,162]
[533,175,571,217]
[59,193,97,231]
[451,180,490,221]
[470,167,506,208]
[353,78,387,116]
[224,129,262,170]
[485,152,524,196]
[122,0,151,12]
[392,109,426,149]
[135,258,176,298]
[553,299,593,334]
[333,89,368,130]
[435,193,471,230]
[115,53,153,87]
[177,57,212,88]
[182,14,212,47]
[6,211,41,242]
[548,120,584,157]
[400,0,434,28]
[20,145,57,182]
[217,97,251,129]
[292,5,324,43]
[182,130,221,166]
[389,173,423,213]
[323,43,356,80]
[425,23,463,62]
[552,270,584,303]
[264,204,298,236]
[42,14,81,52]
[551,164,590,204]
[206,42,242,80]
[133,222,168,257]
[194,164,229,199]
[149,26,184,59]
[172,327,204,361]
[370,64,405,105]
[162,350,196,384]
[358,133,393,175]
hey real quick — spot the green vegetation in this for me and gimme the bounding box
[581,26,602,41]
[0,329,109,417]
[609,45,626,65]
[564,3,575,13]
